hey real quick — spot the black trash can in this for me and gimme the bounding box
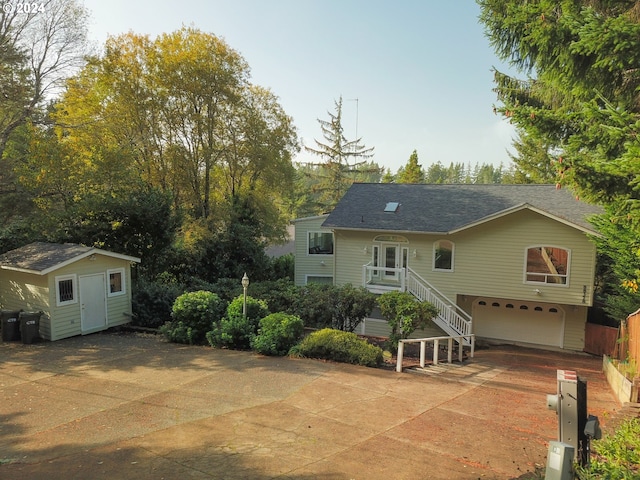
[1,310,21,341]
[19,311,41,344]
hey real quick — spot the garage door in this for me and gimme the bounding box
[472,298,565,348]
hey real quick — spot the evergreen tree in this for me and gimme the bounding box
[304,97,375,211]
[396,150,425,184]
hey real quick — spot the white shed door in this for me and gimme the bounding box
[472,298,564,348]
[80,273,107,334]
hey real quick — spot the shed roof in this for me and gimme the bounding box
[322,183,603,235]
[0,242,141,275]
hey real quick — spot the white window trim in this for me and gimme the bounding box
[55,274,78,307]
[433,240,455,272]
[523,245,571,287]
[107,268,126,297]
[307,231,334,256]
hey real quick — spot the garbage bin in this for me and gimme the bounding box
[1,310,21,341]
[19,311,41,344]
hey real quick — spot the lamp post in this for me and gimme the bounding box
[241,272,249,318]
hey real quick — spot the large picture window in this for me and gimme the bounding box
[433,240,454,271]
[525,246,569,285]
[308,231,333,255]
[55,274,77,306]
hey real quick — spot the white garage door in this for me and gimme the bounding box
[472,298,565,348]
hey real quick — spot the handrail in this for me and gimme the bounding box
[406,267,472,338]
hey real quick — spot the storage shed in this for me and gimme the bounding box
[0,242,140,341]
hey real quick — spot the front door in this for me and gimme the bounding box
[80,273,107,334]
[382,244,399,280]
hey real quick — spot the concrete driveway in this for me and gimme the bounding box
[0,332,621,480]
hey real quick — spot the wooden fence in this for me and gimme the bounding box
[617,310,640,366]
[584,323,619,356]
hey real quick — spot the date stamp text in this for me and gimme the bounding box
[3,2,46,14]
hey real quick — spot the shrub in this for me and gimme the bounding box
[251,313,304,356]
[161,290,227,344]
[247,279,298,315]
[332,284,377,332]
[292,283,336,329]
[377,291,439,353]
[576,418,640,479]
[206,295,269,349]
[131,276,185,328]
[291,328,383,367]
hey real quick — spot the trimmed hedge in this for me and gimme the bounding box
[291,328,383,367]
[252,313,304,356]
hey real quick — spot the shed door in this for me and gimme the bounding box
[80,273,107,334]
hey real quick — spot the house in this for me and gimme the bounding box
[294,183,604,351]
[0,242,140,341]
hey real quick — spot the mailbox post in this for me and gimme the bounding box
[546,369,601,475]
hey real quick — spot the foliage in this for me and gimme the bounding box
[576,418,640,480]
[377,291,439,352]
[302,96,376,213]
[251,313,304,356]
[331,284,377,332]
[206,295,269,349]
[291,328,383,367]
[161,290,227,345]
[292,283,336,329]
[268,253,295,281]
[590,205,640,323]
[131,276,185,329]
[396,150,425,184]
[245,278,298,315]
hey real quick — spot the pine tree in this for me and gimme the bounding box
[396,150,425,184]
[304,96,375,211]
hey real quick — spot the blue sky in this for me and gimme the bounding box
[82,0,517,174]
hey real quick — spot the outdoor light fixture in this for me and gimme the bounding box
[241,273,249,318]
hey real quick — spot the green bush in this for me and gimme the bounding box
[161,290,227,344]
[377,291,439,353]
[332,284,377,332]
[292,283,338,329]
[576,418,640,479]
[206,295,269,349]
[252,313,304,356]
[131,276,185,328]
[291,328,383,367]
[247,279,298,315]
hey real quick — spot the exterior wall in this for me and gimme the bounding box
[293,215,335,286]
[333,209,596,350]
[335,210,597,307]
[0,254,135,341]
[0,270,52,339]
[49,255,134,340]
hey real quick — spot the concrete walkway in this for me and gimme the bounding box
[0,332,621,480]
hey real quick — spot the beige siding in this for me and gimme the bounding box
[1,253,135,341]
[332,209,595,350]
[293,215,335,286]
[335,210,597,307]
[0,270,52,339]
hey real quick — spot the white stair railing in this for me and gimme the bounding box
[406,267,472,342]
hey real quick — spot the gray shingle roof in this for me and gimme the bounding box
[0,242,140,274]
[322,184,603,234]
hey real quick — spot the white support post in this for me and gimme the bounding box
[447,337,453,363]
[470,335,475,358]
[433,339,439,365]
[420,340,426,368]
[458,338,464,362]
[396,341,404,373]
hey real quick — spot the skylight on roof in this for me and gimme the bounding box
[384,202,400,212]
